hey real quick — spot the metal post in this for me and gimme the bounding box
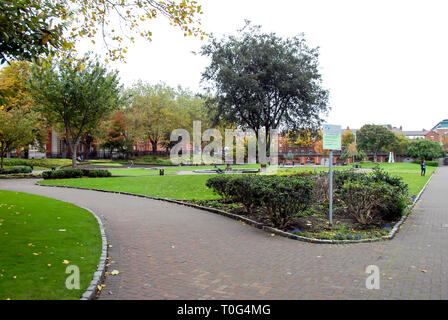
[329,150,333,226]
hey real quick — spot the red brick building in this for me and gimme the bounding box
[37,119,448,161]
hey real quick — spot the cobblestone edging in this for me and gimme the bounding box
[77,206,108,300]
[36,171,435,245]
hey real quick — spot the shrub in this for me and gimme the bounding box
[368,168,409,220]
[225,175,266,214]
[206,175,234,200]
[426,161,439,167]
[206,174,314,228]
[412,160,439,167]
[0,167,32,174]
[258,176,314,229]
[42,169,111,179]
[206,174,266,212]
[313,173,330,206]
[1,158,72,168]
[274,169,315,177]
[333,168,409,222]
[339,180,394,225]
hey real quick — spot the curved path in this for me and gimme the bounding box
[1,167,448,299]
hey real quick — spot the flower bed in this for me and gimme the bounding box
[200,168,410,241]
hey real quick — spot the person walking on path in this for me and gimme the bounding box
[129,160,134,168]
[421,159,426,176]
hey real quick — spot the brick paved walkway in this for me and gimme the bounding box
[1,167,447,299]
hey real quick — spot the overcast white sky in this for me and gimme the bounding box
[80,0,448,131]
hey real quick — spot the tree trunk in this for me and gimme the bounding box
[62,138,68,159]
[373,152,378,163]
[0,152,4,169]
[69,139,79,168]
[71,148,77,168]
[151,141,158,153]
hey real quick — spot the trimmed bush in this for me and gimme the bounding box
[258,176,314,229]
[0,167,32,175]
[1,158,72,168]
[225,175,265,214]
[42,169,111,179]
[206,174,314,228]
[206,175,233,200]
[274,169,315,177]
[412,160,439,167]
[334,168,409,222]
[339,180,394,225]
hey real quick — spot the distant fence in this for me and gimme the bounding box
[45,150,171,160]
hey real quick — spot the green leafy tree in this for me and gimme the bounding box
[126,82,209,152]
[28,53,124,167]
[407,139,445,160]
[0,0,68,63]
[356,124,396,162]
[386,132,409,162]
[0,107,37,168]
[200,21,329,153]
[126,82,181,153]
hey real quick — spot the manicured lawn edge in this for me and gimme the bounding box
[77,206,108,300]
[36,170,435,245]
[0,173,42,179]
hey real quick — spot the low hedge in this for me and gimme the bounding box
[207,168,410,228]
[0,167,33,175]
[334,168,409,222]
[206,175,314,229]
[42,169,111,179]
[1,158,73,168]
[412,160,439,167]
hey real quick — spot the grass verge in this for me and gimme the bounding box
[39,174,219,200]
[0,191,101,300]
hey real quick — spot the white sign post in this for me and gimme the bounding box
[323,124,342,226]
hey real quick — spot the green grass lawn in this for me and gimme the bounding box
[108,164,261,176]
[38,162,437,200]
[0,191,101,300]
[39,174,219,200]
[360,162,436,196]
[89,162,123,167]
[279,162,436,196]
[1,159,72,169]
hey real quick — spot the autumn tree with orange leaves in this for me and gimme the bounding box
[100,111,133,158]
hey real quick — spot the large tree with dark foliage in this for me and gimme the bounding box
[407,139,445,160]
[200,22,329,149]
[356,124,396,162]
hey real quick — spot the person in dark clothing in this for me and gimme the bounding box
[420,159,426,176]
